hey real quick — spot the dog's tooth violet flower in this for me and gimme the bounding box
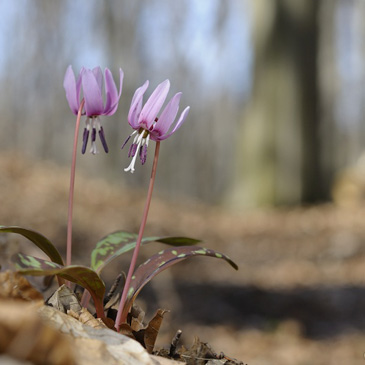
[122,79,190,173]
[64,65,124,154]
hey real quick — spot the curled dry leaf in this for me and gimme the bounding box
[46,285,115,329]
[0,271,43,302]
[143,309,169,354]
[47,284,82,314]
[130,304,146,332]
[120,306,169,354]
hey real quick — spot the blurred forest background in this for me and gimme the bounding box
[2,0,365,209]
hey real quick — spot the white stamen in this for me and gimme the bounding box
[90,141,99,155]
[93,116,101,131]
[85,118,91,131]
[124,136,143,173]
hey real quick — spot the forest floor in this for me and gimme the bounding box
[1,153,365,364]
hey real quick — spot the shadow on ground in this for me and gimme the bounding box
[142,281,365,339]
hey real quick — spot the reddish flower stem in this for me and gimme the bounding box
[66,100,85,269]
[80,289,91,308]
[115,141,161,331]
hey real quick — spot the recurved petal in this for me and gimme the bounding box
[76,71,82,108]
[82,69,104,116]
[131,80,149,108]
[104,68,123,115]
[139,79,170,129]
[128,80,149,128]
[106,68,124,115]
[63,65,80,115]
[153,92,182,137]
[92,67,103,91]
[155,106,190,141]
[117,68,124,97]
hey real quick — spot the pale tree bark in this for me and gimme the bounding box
[228,0,323,208]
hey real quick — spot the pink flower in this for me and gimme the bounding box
[122,79,190,172]
[63,65,124,154]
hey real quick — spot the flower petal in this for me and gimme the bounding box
[104,68,123,115]
[103,68,118,114]
[76,70,83,108]
[82,69,104,116]
[154,106,190,141]
[92,67,103,91]
[153,92,182,137]
[63,65,80,115]
[128,80,149,129]
[139,79,170,129]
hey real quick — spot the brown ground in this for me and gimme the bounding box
[1,152,365,364]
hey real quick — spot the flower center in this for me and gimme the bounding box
[122,128,150,173]
[82,116,109,155]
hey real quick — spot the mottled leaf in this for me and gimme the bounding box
[121,246,238,319]
[0,226,63,265]
[13,253,105,318]
[91,230,200,273]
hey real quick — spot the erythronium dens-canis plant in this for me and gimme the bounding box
[2,66,238,341]
[116,79,191,329]
[63,65,123,268]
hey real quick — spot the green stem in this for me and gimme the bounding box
[115,141,160,331]
[66,100,85,268]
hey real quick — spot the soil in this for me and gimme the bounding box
[1,153,365,364]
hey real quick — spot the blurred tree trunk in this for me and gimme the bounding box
[229,0,324,208]
[318,0,339,197]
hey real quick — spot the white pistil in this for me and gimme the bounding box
[145,133,150,147]
[89,117,100,155]
[124,130,150,173]
[90,141,98,154]
[124,133,143,173]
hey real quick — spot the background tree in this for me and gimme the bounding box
[229,0,323,208]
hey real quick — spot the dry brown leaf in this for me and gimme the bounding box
[0,299,75,365]
[123,308,169,354]
[47,284,82,313]
[130,304,146,331]
[0,271,43,302]
[144,309,169,354]
[119,322,135,339]
[38,305,166,365]
[76,308,108,329]
[179,337,221,365]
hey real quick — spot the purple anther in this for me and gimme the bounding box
[91,127,96,142]
[82,128,90,154]
[128,143,134,158]
[131,143,138,157]
[140,144,148,165]
[121,134,131,149]
[98,126,109,153]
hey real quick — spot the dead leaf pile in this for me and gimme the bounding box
[0,271,180,364]
[0,271,75,365]
[119,304,169,354]
[0,270,43,302]
[157,337,245,365]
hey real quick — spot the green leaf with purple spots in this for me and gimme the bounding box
[91,230,200,273]
[13,253,105,317]
[121,246,238,319]
[0,226,63,265]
